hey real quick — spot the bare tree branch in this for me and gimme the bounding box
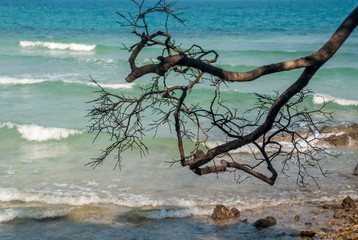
[89,1,358,186]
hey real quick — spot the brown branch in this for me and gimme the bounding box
[183,6,358,170]
[194,160,275,185]
[126,6,358,83]
[90,2,357,186]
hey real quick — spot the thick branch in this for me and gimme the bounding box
[193,160,275,185]
[91,2,357,186]
[183,6,358,170]
[126,6,358,83]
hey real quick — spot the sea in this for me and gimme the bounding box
[0,0,357,239]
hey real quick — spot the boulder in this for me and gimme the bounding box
[334,210,348,219]
[254,216,277,229]
[211,204,240,220]
[341,196,356,210]
[325,134,349,146]
[321,124,358,146]
[300,230,316,238]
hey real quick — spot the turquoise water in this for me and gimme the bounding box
[0,0,357,239]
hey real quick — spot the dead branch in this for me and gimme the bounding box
[89,0,358,186]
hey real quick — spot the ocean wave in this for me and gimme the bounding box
[19,41,96,51]
[0,206,70,223]
[313,93,358,106]
[0,77,134,89]
[64,80,134,90]
[205,133,333,155]
[0,186,356,221]
[0,122,83,142]
[0,77,47,85]
[122,207,211,221]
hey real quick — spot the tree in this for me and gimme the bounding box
[88,1,358,186]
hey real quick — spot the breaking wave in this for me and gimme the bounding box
[64,80,134,89]
[0,122,83,142]
[0,206,70,223]
[313,93,358,106]
[0,77,134,89]
[19,41,96,51]
[0,77,47,85]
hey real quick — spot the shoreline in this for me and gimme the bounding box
[0,195,357,239]
[211,196,358,239]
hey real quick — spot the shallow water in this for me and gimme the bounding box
[0,0,357,238]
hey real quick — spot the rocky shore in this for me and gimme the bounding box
[211,196,358,239]
[272,123,358,147]
[315,196,357,239]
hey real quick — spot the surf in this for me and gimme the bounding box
[0,122,84,142]
[19,41,96,52]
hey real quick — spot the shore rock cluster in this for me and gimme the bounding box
[211,204,240,220]
[272,123,358,147]
[321,123,358,146]
[212,196,358,239]
[316,196,358,239]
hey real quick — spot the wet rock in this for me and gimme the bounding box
[311,210,321,215]
[321,124,358,146]
[276,232,286,237]
[325,133,350,146]
[289,233,300,237]
[326,135,348,146]
[334,210,348,219]
[211,204,240,220]
[341,196,356,210]
[300,230,316,238]
[294,215,300,221]
[322,202,341,210]
[254,216,277,229]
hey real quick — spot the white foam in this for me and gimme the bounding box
[86,82,134,89]
[0,187,104,206]
[313,93,358,106]
[63,80,134,89]
[206,141,261,154]
[0,122,83,141]
[0,186,196,209]
[206,132,333,155]
[0,77,134,89]
[0,209,18,223]
[0,207,70,223]
[20,41,96,51]
[0,77,47,85]
[140,207,211,219]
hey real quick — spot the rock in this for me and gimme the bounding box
[254,216,277,229]
[341,196,356,210]
[311,210,321,215]
[300,230,316,238]
[276,232,286,237]
[354,163,358,175]
[211,204,240,220]
[322,204,336,209]
[325,134,350,146]
[334,210,347,219]
[321,124,358,146]
[294,215,300,221]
